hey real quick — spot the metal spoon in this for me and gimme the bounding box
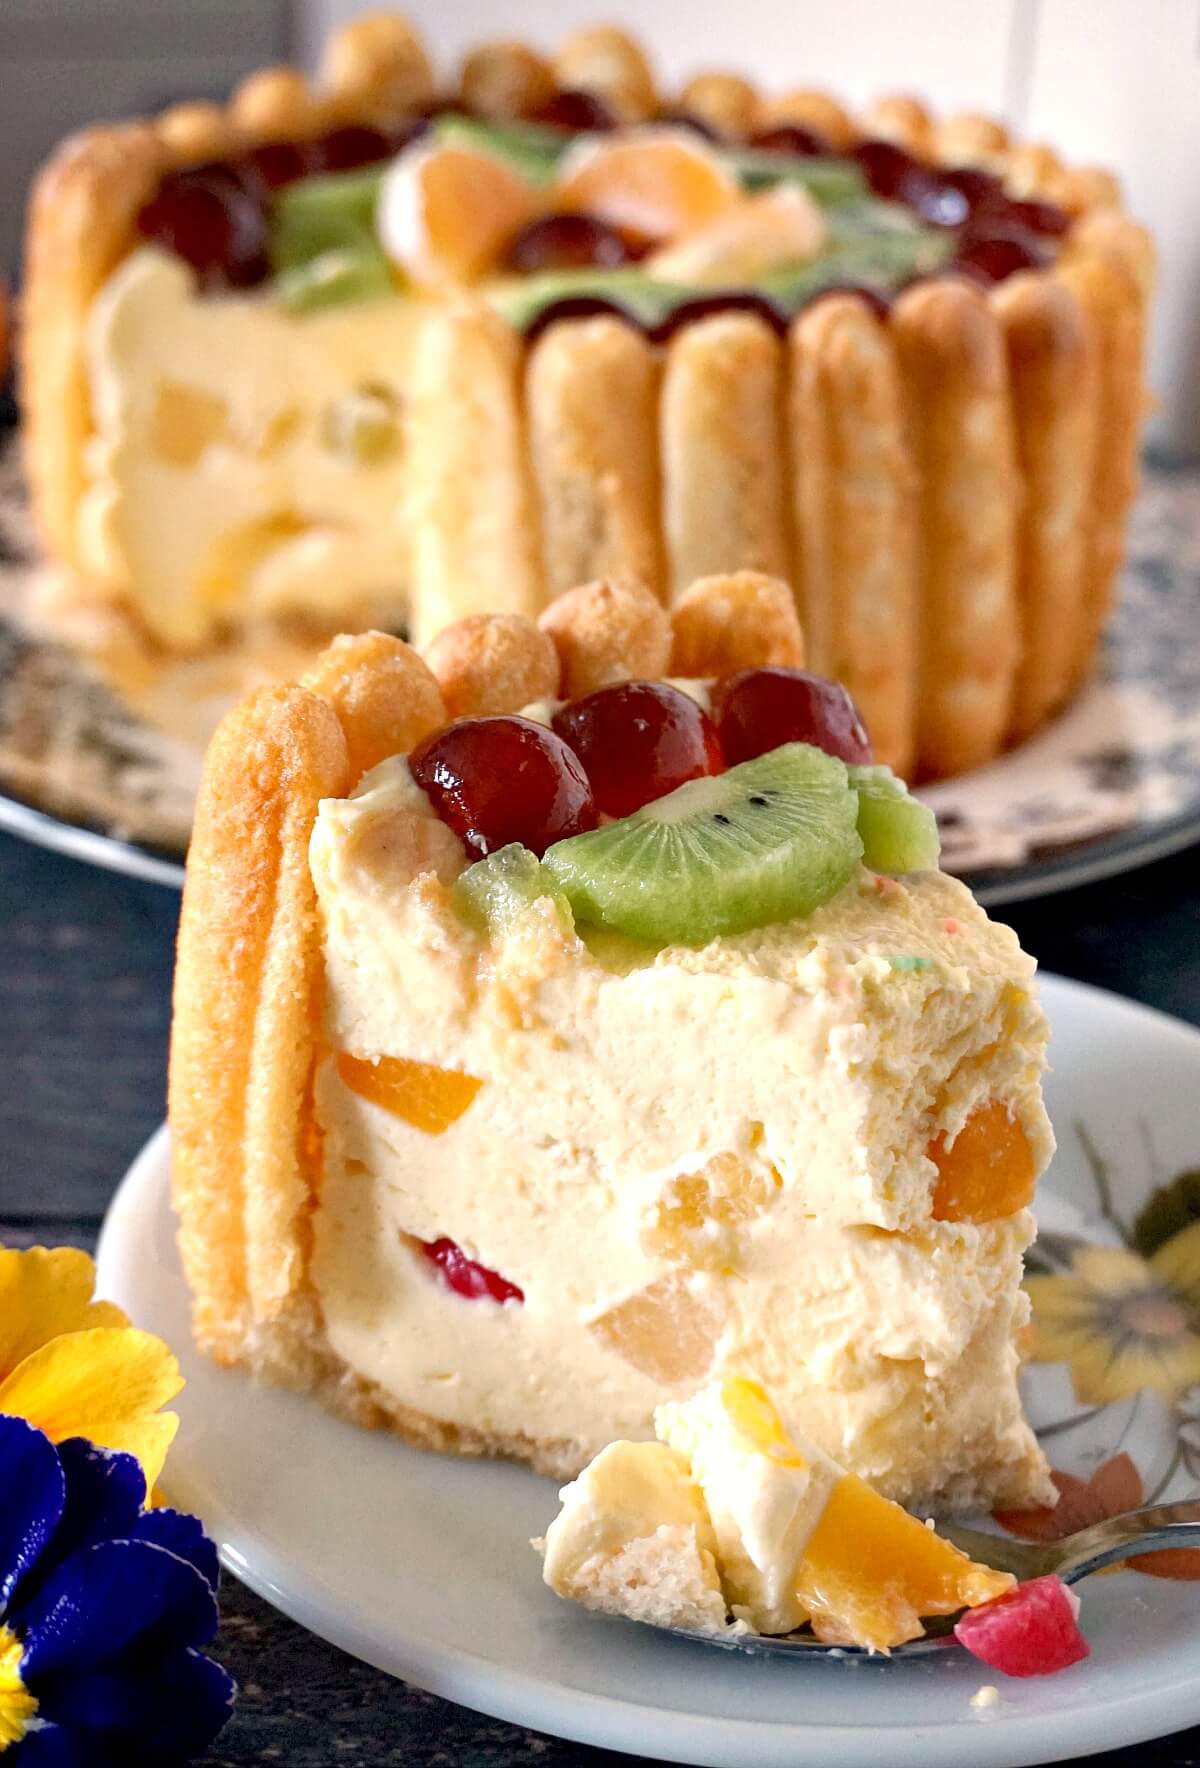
[664,1499,1200,1657]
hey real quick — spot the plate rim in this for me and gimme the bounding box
[95,975,1200,1768]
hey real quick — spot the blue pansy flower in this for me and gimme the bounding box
[0,1413,234,1764]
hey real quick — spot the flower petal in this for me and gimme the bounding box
[1063,1330,1200,1405]
[0,1251,128,1383]
[36,1648,235,1759]
[18,1541,217,1683]
[1089,1451,1143,1516]
[0,1330,182,1484]
[0,1414,65,1608]
[1152,1221,1200,1306]
[13,1442,148,1614]
[128,1510,219,1596]
[4,1722,112,1766]
[994,1469,1101,1541]
[1071,1245,1159,1295]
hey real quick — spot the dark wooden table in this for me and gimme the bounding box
[2,825,1198,1766]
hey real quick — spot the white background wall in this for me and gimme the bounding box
[306,0,1200,455]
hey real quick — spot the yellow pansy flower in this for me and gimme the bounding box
[1027,1222,1200,1405]
[0,1247,182,1486]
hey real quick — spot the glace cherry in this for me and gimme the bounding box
[713,668,873,766]
[421,1237,525,1304]
[409,715,597,859]
[136,168,269,289]
[749,123,833,158]
[552,680,723,817]
[504,212,636,273]
[531,88,618,133]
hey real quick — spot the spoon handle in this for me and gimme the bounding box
[1054,1500,1200,1583]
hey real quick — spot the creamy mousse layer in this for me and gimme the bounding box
[306,758,1054,1502]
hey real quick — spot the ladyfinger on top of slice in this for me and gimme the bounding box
[539,577,672,696]
[303,631,446,786]
[670,572,805,677]
[425,613,560,718]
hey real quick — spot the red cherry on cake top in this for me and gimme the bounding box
[420,1236,524,1304]
[712,668,873,766]
[552,680,723,817]
[410,715,597,859]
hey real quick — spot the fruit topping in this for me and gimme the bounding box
[848,765,940,873]
[420,1237,525,1304]
[337,1052,482,1135]
[503,212,637,273]
[953,226,1050,286]
[1003,196,1071,237]
[718,145,868,207]
[852,138,924,200]
[713,668,873,766]
[645,184,827,286]
[452,842,572,934]
[309,123,401,173]
[239,139,318,192]
[749,123,832,157]
[554,130,741,242]
[799,1464,1015,1651]
[552,680,722,817]
[410,716,598,860]
[277,246,394,313]
[655,109,725,143]
[590,1273,721,1382]
[542,743,862,946]
[649,291,788,342]
[953,1576,1089,1677]
[531,88,619,133]
[137,168,269,290]
[929,1098,1036,1223]
[269,166,384,277]
[377,142,539,286]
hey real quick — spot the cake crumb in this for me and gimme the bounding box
[970,1684,1000,1711]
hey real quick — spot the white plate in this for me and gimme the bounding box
[3,442,1200,903]
[96,974,1200,1768]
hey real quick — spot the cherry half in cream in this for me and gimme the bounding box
[421,1236,525,1303]
[713,667,873,766]
[552,680,723,816]
[409,715,597,859]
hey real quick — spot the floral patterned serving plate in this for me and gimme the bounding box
[1,438,1199,902]
[96,974,1200,1768]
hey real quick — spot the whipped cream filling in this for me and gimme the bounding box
[306,760,1054,1502]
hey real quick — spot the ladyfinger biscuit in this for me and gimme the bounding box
[230,67,323,141]
[539,577,671,695]
[679,72,759,137]
[789,295,917,776]
[527,316,663,603]
[934,113,1010,167]
[404,302,545,647]
[991,274,1099,738]
[459,40,556,120]
[169,686,349,1363]
[425,614,560,717]
[156,102,238,163]
[23,123,167,572]
[1070,211,1156,305]
[553,26,658,121]
[303,632,446,784]
[755,89,854,150]
[320,13,435,118]
[661,312,790,600]
[670,571,804,676]
[861,95,934,154]
[891,280,1019,779]
[1054,250,1147,689]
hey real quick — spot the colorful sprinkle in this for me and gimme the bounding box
[890,954,933,972]
[941,917,963,935]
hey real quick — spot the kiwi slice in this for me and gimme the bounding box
[432,113,568,186]
[543,744,861,946]
[453,844,573,935]
[849,766,941,874]
[277,245,396,313]
[718,145,868,207]
[269,168,385,276]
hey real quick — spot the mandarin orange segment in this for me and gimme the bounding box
[929,1098,1036,1223]
[336,1052,483,1134]
[553,131,740,242]
[378,143,539,287]
[720,1375,807,1468]
[797,1472,1014,1652]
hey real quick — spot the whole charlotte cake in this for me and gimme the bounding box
[169,572,1055,1512]
[24,14,1153,779]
